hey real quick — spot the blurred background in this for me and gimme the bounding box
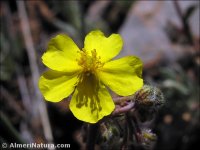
[0,0,199,150]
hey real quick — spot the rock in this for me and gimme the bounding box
[118,1,199,67]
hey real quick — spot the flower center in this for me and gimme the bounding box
[77,49,104,75]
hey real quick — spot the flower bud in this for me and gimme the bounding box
[98,119,123,149]
[141,128,157,149]
[134,85,165,108]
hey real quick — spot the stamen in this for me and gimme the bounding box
[76,49,104,74]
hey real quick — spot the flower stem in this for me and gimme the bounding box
[113,95,135,104]
[86,123,99,150]
[132,114,142,143]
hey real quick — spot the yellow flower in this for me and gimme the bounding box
[39,30,143,123]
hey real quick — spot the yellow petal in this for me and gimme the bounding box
[39,70,79,102]
[69,74,115,123]
[42,34,81,72]
[84,30,123,62]
[98,56,143,96]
